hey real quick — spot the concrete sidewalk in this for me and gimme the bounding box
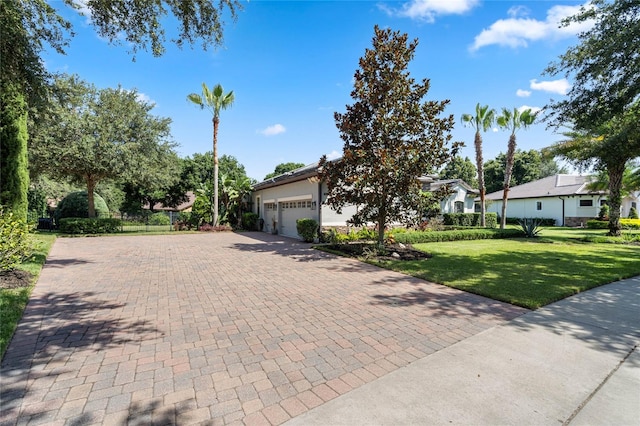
[286,276,640,426]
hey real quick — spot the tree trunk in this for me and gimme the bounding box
[501,134,517,229]
[377,215,385,248]
[474,131,486,227]
[213,116,219,226]
[607,162,624,237]
[87,178,96,218]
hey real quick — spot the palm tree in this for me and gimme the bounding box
[187,83,235,225]
[496,108,536,229]
[461,103,495,227]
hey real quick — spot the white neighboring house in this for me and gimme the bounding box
[251,164,480,239]
[483,174,640,227]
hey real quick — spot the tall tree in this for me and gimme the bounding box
[264,162,306,180]
[319,26,459,246]
[545,101,640,235]
[496,108,536,229]
[30,75,173,217]
[461,104,495,227]
[544,0,640,236]
[187,83,235,225]
[484,150,567,194]
[439,156,477,188]
[0,84,29,220]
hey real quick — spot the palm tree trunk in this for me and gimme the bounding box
[607,161,624,236]
[474,131,486,227]
[213,116,219,226]
[501,134,517,229]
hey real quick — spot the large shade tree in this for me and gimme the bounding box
[544,0,640,235]
[319,26,460,246]
[484,149,567,194]
[496,108,536,229]
[461,104,495,227]
[187,83,235,225]
[30,75,174,218]
[264,162,306,180]
[439,156,477,188]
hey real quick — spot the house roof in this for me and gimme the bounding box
[145,191,196,211]
[252,162,320,191]
[422,178,479,195]
[484,174,604,200]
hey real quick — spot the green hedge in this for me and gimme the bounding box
[296,218,319,242]
[58,218,121,234]
[390,228,524,244]
[587,219,640,230]
[443,213,497,228]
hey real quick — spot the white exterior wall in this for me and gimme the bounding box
[440,185,476,214]
[622,192,639,218]
[487,197,564,225]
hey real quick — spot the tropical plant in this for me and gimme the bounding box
[517,218,542,238]
[461,103,495,227]
[496,108,537,229]
[187,83,235,225]
[319,26,460,247]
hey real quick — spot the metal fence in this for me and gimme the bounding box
[31,211,180,233]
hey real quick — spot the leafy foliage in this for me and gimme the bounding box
[296,218,318,242]
[241,212,259,230]
[58,218,121,234]
[587,219,640,230]
[390,228,523,244]
[630,207,639,219]
[439,156,477,188]
[320,26,460,245]
[517,218,543,238]
[264,162,306,180]
[0,83,29,221]
[442,213,497,228]
[148,212,170,226]
[485,149,567,194]
[0,209,32,271]
[54,191,109,222]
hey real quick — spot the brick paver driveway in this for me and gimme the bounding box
[1,232,526,425]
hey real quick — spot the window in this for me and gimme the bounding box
[454,201,464,213]
[600,199,608,206]
[579,199,593,207]
[632,202,637,209]
[536,201,542,211]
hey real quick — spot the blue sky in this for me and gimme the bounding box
[44,0,592,182]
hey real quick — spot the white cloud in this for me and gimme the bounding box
[325,150,341,160]
[382,0,479,22]
[136,92,155,105]
[530,78,570,95]
[470,2,594,51]
[516,89,532,98]
[518,105,543,115]
[258,124,286,136]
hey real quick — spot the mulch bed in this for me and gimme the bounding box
[0,270,33,290]
[323,242,432,261]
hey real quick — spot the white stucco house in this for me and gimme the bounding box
[483,174,639,227]
[251,163,480,239]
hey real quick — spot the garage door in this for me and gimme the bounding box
[279,200,314,239]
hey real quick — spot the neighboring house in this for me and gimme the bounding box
[251,163,479,239]
[482,174,640,226]
[420,178,478,214]
[143,191,196,212]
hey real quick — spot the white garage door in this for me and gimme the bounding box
[279,200,314,239]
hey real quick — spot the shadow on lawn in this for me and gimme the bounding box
[0,291,161,425]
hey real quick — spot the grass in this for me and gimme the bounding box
[0,233,56,358]
[372,227,640,310]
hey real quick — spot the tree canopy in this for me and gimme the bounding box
[264,162,306,180]
[320,26,460,245]
[484,149,566,194]
[439,156,477,188]
[30,75,174,217]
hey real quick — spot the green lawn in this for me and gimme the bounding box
[0,233,56,358]
[374,228,640,310]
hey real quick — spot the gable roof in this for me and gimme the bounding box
[485,174,604,200]
[252,162,320,191]
[421,178,479,195]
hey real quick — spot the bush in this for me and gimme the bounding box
[54,191,109,223]
[587,219,640,230]
[598,204,610,221]
[517,218,542,238]
[174,211,200,230]
[0,209,32,271]
[389,228,524,244]
[443,213,497,228]
[296,218,318,242]
[242,212,259,230]
[629,207,639,219]
[198,224,232,232]
[148,212,170,226]
[58,218,121,234]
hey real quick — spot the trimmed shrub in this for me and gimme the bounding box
[54,191,109,223]
[0,209,32,271]
[442,213,497,228]
[148,212,170,226]
[58,218,121,234]
[389,228,524,244]
[629,207,639,219]
[587,219,640,230]
[621,219,640,229]
[242,212,259,230]
[296,218,319,242]
[598,204,610,221]
[586,220,609,229]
